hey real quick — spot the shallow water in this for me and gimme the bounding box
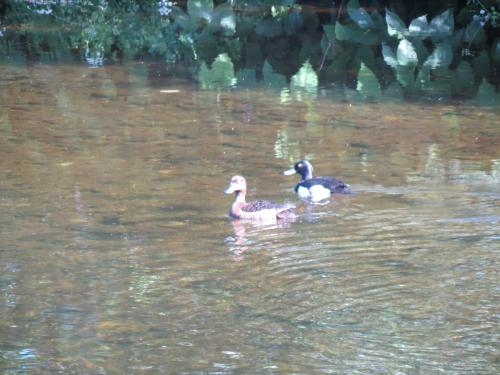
[0,63,499,374]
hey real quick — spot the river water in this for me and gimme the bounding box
[0,63,498,374]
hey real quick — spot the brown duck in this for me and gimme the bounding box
[224,175,295,220]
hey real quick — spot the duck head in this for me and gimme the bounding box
[284,160,313,180]
[224,175,247,195]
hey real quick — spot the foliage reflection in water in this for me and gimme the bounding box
[0,63,498,374]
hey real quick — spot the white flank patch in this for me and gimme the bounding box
[297,186,311,199]
[309,185,331,201]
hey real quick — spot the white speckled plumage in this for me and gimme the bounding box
[224,175,295,220]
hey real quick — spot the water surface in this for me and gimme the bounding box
[0,63,499,374]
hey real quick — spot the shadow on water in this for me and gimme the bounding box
[0,62,499,373]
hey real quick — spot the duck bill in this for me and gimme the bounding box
[283,167,296,176]
[224,186,235,194]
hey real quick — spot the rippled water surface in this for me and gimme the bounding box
[1,63,499,374]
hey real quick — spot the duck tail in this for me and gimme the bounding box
[337,183,352,194]
[277,204,296,220]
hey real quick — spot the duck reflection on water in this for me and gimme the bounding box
[226,218,295,260]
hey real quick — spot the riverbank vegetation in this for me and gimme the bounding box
[1,1,499,101]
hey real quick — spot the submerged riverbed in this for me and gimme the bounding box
[0,62,498,374]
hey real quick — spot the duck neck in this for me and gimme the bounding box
[229,190,247,218]
[302,170,313,180]
[233,190,246,204]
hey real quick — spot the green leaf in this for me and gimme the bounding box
[415,66,430,92]
[408,15,429,37]
[236,16,257,37]
[382,43,398,68]
[325,47,355,82]
[455,7,471,26]
[429,9,454,41]
[420,74,452,99]
[359,29,379,45]
[235,69,257,88]
[335,22,350,41]
[348,8,374,30]
[199,63,211,87]
[472,51,490,80]
[450,28,465,51]
[464,19,486,45]
[198,53,235,89]
[356,45,375,66]
[283,10,303,35]
[423,42,453,69]
[395,65,415,90]
[256,18,282,37]
[451,61,474,97]
[335,22,377,45]
[262,60,287,89]
[225,38,241,64]
[382,81,404,102]
[211,4,236,35]
[172,7,198,32]
[383,81,404,103]
[397,39,418,66]
[323,24,335,41]
[188,0,213,21]
[371,10,386,32]
[291,60,318,94]
[491,39,500,64]
[411,38,429,63]
[357,62,381,99]
[320,35,332,59]
[348,0,360,9]
[321,25,335,59]
[469,80,500,106]
[194,29,218,62]
[385,8,407,39]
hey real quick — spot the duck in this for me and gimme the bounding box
[284,159,351,201]
[224,175,295,220]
